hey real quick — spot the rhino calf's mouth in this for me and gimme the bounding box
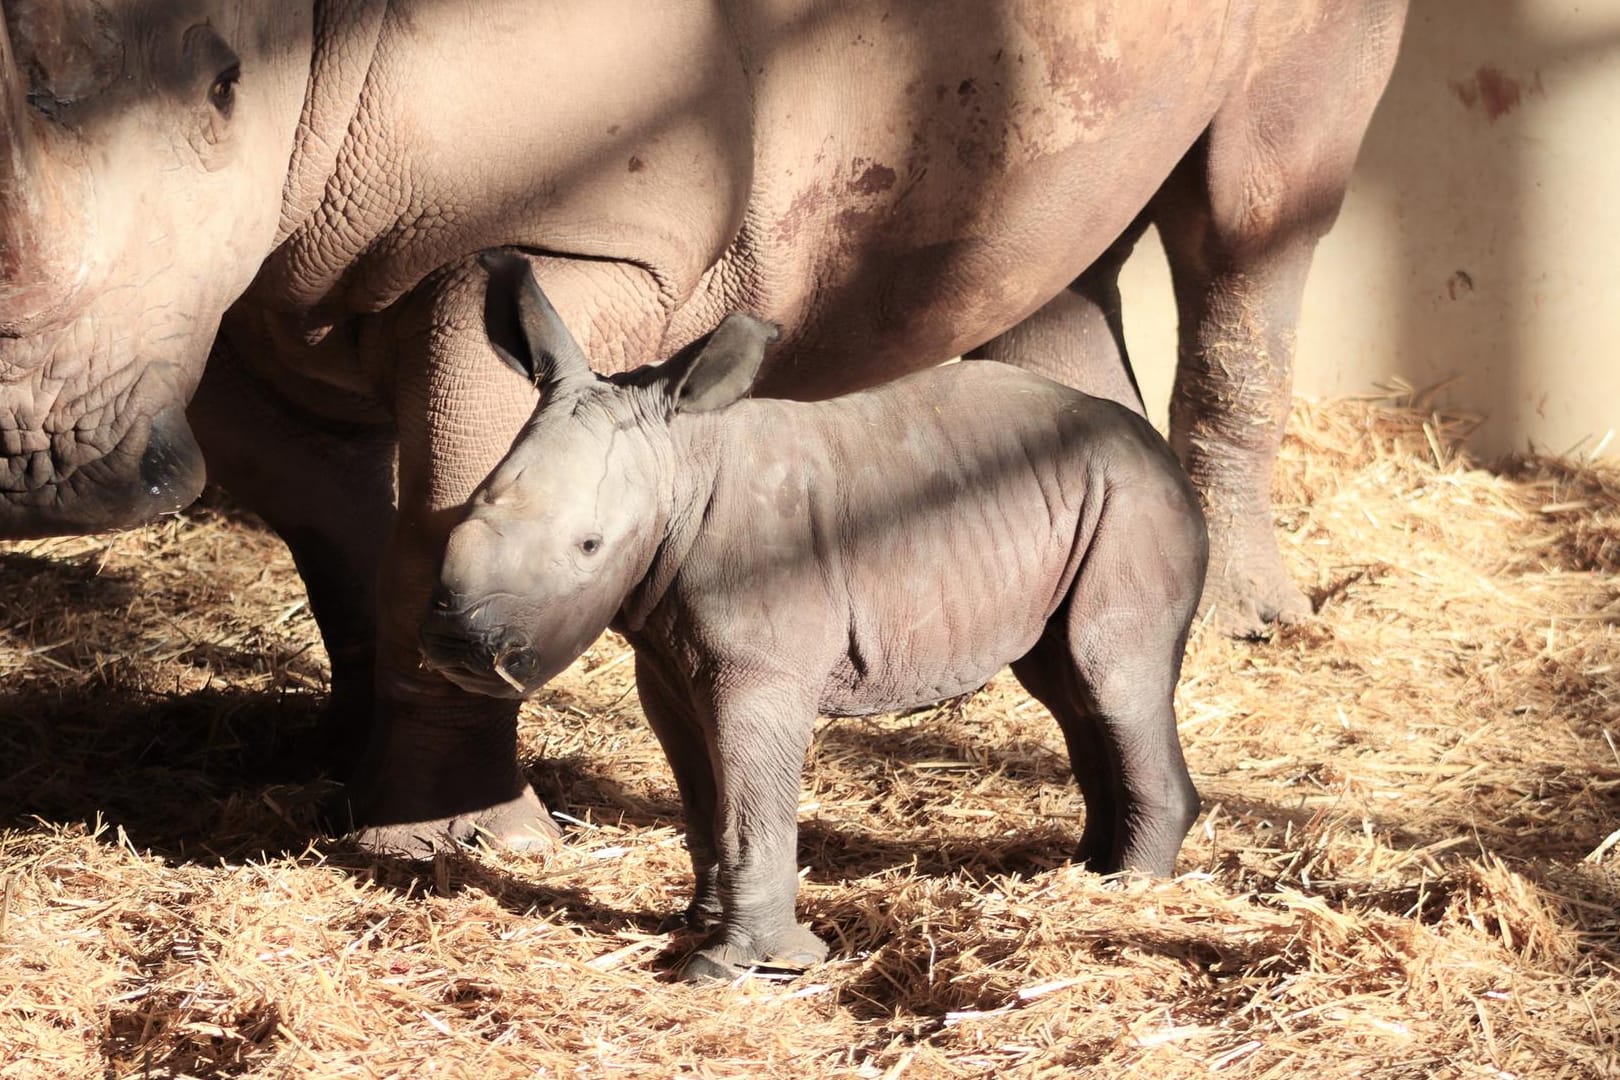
[419,591,543,700]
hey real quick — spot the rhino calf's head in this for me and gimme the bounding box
[420,252,777,698]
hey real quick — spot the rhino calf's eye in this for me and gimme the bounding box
[580,536,602,556]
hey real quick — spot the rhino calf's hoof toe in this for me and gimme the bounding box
[758,924,828,969]
[684,900,723,931]
[655,901,719,935]
[678,925,828,984]
[1074,834,1122,874]
[678,951,749,985]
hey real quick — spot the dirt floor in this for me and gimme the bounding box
[1,392,1617,1079]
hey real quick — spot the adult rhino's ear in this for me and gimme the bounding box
[662,313,779,414]
[480,251,595,396]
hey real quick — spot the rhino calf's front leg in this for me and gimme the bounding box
[678,679,827,983]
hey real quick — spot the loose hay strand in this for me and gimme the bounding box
[1,394,1618,1078]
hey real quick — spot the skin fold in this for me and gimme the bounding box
[0,1,1406,854]
[421,258,1209,981]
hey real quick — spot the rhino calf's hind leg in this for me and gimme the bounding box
[1010,637,1125,870]
[1017,475,1206,874]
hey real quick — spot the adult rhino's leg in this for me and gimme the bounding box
[349,254,666,858]
[967,212,1153,415]
[1153,0,1406,636]
[189,336,396,775]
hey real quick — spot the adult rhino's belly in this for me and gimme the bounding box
[727,9,1227,401]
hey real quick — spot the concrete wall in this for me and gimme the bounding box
[1123,0,1620,460]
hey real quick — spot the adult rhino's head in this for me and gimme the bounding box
[0,0,310,537]
[420,253,777,699]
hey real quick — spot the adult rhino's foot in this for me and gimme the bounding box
[339,690,562,858]
[349,786,562,858]
[1200,508,1311,638]
[679,923,828,984]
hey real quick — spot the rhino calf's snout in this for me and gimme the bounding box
[418,590,540,698]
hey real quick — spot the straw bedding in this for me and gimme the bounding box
[1,391,1616,1078]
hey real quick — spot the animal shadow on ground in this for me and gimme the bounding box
[821,892,1312,1025]
[0,518,341,864]
[0,550,140,628]
[0,674,686,947]
[0,679,335,862]
[336,843,677,938]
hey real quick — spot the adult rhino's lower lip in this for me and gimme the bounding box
[138,405,207,515]
[0,404,207,539]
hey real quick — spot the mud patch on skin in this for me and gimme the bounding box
[1450,65,1544,122]
[849,160,897,197]
[5,0,123,114]
[1012,5,1130,139]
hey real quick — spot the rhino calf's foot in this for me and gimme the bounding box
[679,923,828,984]
[347,787,561,859]
[1074,827,1119,875]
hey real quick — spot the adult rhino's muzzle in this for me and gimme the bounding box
[136,406,208,515]
[0,402,207,539]
[419,589,543,700]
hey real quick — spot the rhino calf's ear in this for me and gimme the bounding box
[480,251,595,396]
[669,313,779,413]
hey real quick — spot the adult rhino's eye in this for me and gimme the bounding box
[580,536,602,556]
[208,64,240,115]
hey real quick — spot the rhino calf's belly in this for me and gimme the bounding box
[817,648,1035,719]
[802,403,1094,719]
[815,588,1064,718]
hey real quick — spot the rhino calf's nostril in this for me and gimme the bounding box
[492,645,539,693]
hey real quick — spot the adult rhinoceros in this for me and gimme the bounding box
[0,0,1405,855]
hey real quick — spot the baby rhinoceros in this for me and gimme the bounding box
[421,253,1209,983]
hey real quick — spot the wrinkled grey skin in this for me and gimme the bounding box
[0,1,1404,856]
[421,258,1207,982]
